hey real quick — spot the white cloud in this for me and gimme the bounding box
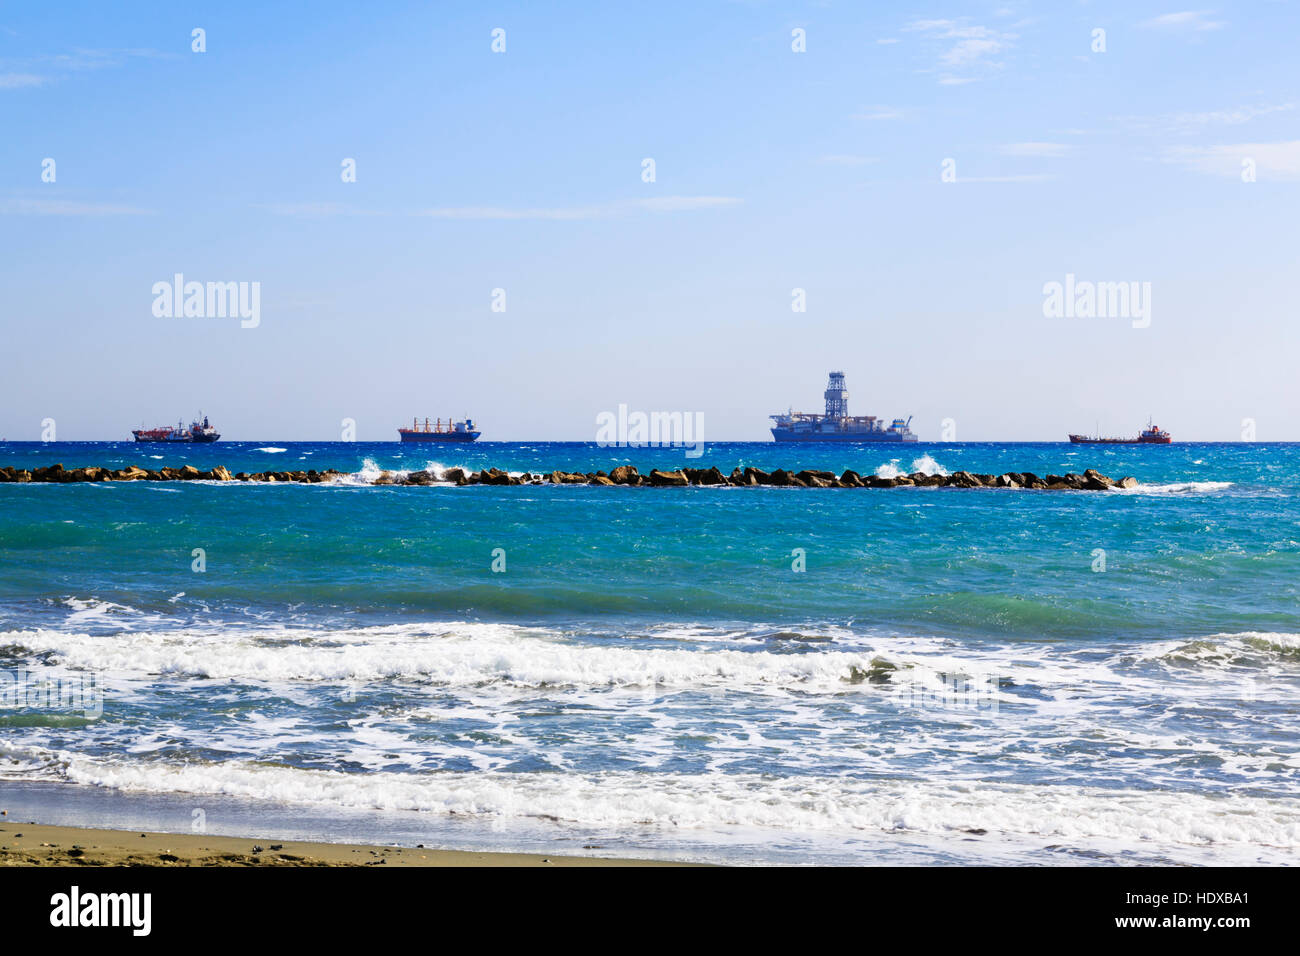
[1118,102,1295,134]
[0,198,151,215]
[904,18,1017,83]
[999,142,1073,158]
[956,174,1055,183]
[417,197,742,220]
[1164,141,1300,179]
[0,72,43,89]
[817,154,879,166]
[852,105,902,120]
[1139,11,1226,32]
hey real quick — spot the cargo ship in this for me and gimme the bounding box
[771,372,917,442]
[398,416,481,443]
[1068,421,1171,444]
[132,415,220,443]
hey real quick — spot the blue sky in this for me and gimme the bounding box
[1,1,1297,441]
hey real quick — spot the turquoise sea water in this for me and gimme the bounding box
[1,441,1297,864]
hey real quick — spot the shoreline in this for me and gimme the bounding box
[0,821,683,867]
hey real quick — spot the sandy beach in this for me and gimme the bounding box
[0,821,681,867]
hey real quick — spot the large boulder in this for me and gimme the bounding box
[1082,468,1114,490]
[839,470,863,488]
[608,465,639,484]
[1116,476,1138,489]
[647,468,689,486]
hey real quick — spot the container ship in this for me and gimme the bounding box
[1068,421,1171,444]
[398,416,481,443]
[771,372,917,443]
[132,415,220,443]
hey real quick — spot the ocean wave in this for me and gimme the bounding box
[1114,481,1233,495]
[254,447,288,453]
[875,455,948,479]
[2,623,1001,697]
[10,749,1295,851]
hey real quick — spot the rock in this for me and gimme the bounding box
[995,473,1021,488]
[802,475,835,488]
[948,471,981,488]
[32,464,65,482]
[404,470,435,485]
[839,470,863,488]
[1116,476,1138,489]
[795,470,836,484]
[591,475,616,486]
[178,465,202,480]
[442,467,468,485]
[767,469,806,487]
[1082,468,1114,490]
[210,466,233,481]
[866,476,899,488]
[608,465,639,484]
[646,468,689,486]
[697,466,726,486]
[1062,473,1086,490]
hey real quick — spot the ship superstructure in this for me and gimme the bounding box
[770,372,917,443]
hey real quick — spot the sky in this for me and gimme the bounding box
[1,1,1297,441]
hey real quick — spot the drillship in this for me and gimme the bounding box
[770,372,917,442]
[132,414,220,443]
[1069,420,1172,444]
[398,416,481,443]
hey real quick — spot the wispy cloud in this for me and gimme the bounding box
[0,47,171,90]
[1139,10,1226,32]
[817,154,879,166]
[1,198,152,216]
[416,196,742,220]
[1164,141,1300,179]
[998,142,1073,158]
[1118,102,1294,134]
[956,174,1055,183]
[852,105,903,121]
[255,202,383,217]
[904,18,1017,84]
[0,72,44,89]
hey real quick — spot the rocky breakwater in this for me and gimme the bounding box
[1,463,1139,490]
[0,464,345,484]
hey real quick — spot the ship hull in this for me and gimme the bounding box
[1068,435,1171,445]
[772,429,917,443]
[398,431,481,443]
[132,434,220,443]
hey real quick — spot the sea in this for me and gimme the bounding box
[1,440,1297,865]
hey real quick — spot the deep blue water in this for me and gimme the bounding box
[1,441,1297,864]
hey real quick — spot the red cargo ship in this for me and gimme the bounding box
[1068,420,1171,444]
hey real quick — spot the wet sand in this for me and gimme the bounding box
[0,821,682,867]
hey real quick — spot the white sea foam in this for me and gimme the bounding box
[10,749,1291,853]
[254,447,287,453]
[1114,480,1233,495]
[877,456,948,479]
[2,623,979,696]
